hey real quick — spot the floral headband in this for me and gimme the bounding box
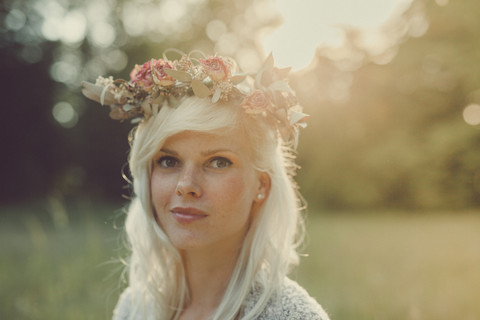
[81,49,308,147]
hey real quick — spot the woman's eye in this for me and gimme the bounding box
[157,156,179,168]
[210,157,232,169]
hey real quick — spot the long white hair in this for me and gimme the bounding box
[123,96,305,320]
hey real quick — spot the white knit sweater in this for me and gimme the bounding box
[113,278,330,320]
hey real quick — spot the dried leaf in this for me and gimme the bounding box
[142,101,152,117]
[276,67,291,79]
[230,74,247,85]
[212,88,221,103]
[262,53,274,71]
[150,90,160,100]
[269,80,294,94]
[255,54,275,89]
[131,117,142,124]
[164,69,192,82]
[289,110,309,126]
[151,95,165,105]
[168,96,180,108]
[191,79,211,98]
[81,81,117,105]
[109,105,130,120]
[255,69,267,90]
[151,103,160,115]
[122,104,136,112]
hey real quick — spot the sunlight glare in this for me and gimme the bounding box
[264,0,412,70]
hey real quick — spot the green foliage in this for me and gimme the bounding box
[298,212,480,320]
[0,202,127,319]
[3,0,480,210]
[3,203,480,319]
[293,0,480,210]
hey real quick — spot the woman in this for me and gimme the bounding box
[82,50,330,320]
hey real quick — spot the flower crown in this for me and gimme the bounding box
[81,50,308,147]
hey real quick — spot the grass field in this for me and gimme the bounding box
[1,201,480,319]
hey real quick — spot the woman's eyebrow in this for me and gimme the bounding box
[159,148,178,155]
[201,148,236,157]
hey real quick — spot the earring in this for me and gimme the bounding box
[257,193,265,200]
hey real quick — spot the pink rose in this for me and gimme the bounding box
[200,56,232,82]
[152,59,175,86]
[130,59,174,91]
[241,91,271,114]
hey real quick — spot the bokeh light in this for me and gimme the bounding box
[89,22,116,48]
[463,104,480,126]
[435,0,449,6]
[52,102,78,128]
[60,10,87,44]
[5,9,26,31]
[206,20,227,42]
[101,49,128,72]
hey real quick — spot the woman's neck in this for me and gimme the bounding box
[179,245,240,320]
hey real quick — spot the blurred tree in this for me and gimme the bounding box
[0,0,280,204]
[293,0,480,210]
[4,0,480,211]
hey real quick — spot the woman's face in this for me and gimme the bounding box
[150,129,269,253]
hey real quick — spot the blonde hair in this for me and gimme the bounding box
[123,96,305,320]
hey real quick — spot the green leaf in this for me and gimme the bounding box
[164,69,192,82]
[191,79,211,98]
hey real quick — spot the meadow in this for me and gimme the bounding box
[1,201,480,320]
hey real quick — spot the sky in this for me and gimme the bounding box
[263,0,413,70]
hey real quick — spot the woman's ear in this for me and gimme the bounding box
[255,172,271,202]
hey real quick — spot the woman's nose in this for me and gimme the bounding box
[175,165,203,198]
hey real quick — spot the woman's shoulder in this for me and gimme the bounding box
[245,277,330,320]
[113,279,330,320]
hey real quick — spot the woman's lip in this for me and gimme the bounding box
[170,207,208,223]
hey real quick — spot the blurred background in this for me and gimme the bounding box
[2,0,480,319]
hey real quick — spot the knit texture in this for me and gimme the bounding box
[113,278,330,320]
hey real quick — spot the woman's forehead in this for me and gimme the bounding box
[162,129,251,154]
